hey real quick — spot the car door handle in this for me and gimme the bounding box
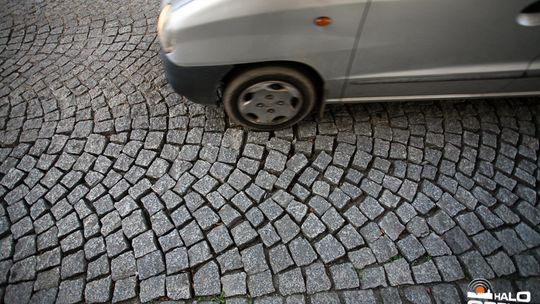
[517,0,540,26]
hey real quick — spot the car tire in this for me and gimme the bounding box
[223,66,317,131]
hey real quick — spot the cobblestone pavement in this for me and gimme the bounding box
[1,0,540,303]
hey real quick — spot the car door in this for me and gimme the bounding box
[336,0,540,102]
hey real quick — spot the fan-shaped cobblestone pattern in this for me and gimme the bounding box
[1,0,540,303]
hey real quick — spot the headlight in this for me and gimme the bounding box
[157,4,173,53]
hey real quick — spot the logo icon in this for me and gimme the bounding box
[467,278,494,300]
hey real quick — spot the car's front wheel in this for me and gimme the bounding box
[223,66,317,131]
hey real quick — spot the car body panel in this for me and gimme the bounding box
[161,0,368,100]
[342,0,540,100]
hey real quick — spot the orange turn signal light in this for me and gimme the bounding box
[314,16,332,27]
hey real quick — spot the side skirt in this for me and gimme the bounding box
[325,91,540,104]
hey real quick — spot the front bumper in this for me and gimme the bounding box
[160,52,233,105]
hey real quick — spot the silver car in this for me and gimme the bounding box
[158,0,540,130]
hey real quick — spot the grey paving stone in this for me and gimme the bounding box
[383,258,414,286]
[378,212,405,241]
[359,196,384,220]
[188,241,212,267]
[29,287,58,304]
[330,263,359,290]
[380,287,402,304]
[207,225,233,254]
[516,278,540,304]
[110,252,137,281]
[412,260,441,283]
[170,205,192,228]
[218,248,243,273]
[57,277,85,304]
[286,200,308,223]
[476,205,504,229]
[242,244,269,274]
[360,178,382,198]
[84,237,107,259]
[403,286,432,304]
[493,204,520,225]
[112,276,137,303]
[87,254,110,281]
[259,199,284,221]
[13,234,36,261]
[420,233,452,256]
[411,193,436,215]
[246,185,266,203]
[132,230,158,258]
[314,234,345,264]
[337,224,364,250]
[301,213,326,240]
[440,223,469,251]
[485,251,516,277]
[222,272,247,297]
[515,223,540,248]
[427,210,456,235]
[307,196,331,216]
[248,270,275,298]
[232,221,258,246]
[432,284,461,304]
[137,250,165,280]
[359,222,382,243]
[305,262,331,294]
[379,190,401,209]
[310,292,341,304]
[85,276,112,303]
[321,207,345,233]
[179,220,204,247]
[456,212,484,236]
[360,265,387,289]
[260,196,287,214]
[228,169,251,191]
[370,236,399,263]
[274,215,300,244]
[4,9,540,303]
[495,228,527,256]
[312,181,330,198]
[397,235,426,262]
[139,274,166,303]
[269,244,294,273]
[516,200,540,225]
[434,255,465,282]
[471,230,501,256]
[288,237,317,267]
[514,254,540,277]
[285,294,306,304]
[193,206,219,231]
[166,273,192,300]
[60,250,85,280]
[194,261,221,296]
[343,206,368,228]
[348,247,376,270]
[255,170,277,191]
[2,282,32,303]
[105,230,129,258]
[254,296,284,304]
[278,268,305,296]
[258,223,281,247]
[460,250,495,279]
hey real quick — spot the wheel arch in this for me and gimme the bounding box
[220,61,325,108]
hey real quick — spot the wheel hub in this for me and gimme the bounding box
[238,81,302,125]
